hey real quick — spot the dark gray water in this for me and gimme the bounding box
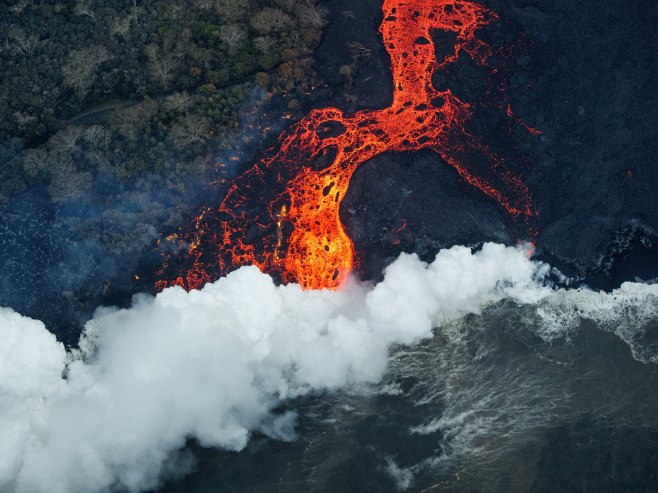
[159,297,658,493]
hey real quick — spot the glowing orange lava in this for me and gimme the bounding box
[157,0,536,291]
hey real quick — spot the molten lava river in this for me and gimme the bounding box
[157,0,536,292]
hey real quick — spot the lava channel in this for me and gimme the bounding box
[157,0,536,292]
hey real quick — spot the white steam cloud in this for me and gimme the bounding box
[0,243,544,493]
[1,242,655,492]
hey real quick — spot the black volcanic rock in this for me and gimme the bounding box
[315,0,392,110]
[2,0,657,337]
[316,0,658,284]
[342,150,512,281]
[494,0,658,276]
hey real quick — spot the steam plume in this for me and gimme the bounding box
[3,243,655,492]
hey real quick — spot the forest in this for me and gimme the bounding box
[0,0,337,337]
[1,0,328,202]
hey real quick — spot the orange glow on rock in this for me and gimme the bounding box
[158,0,536,291]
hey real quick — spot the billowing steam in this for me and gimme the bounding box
[1,243,656,493]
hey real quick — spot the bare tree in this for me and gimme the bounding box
[110,101,156,141]
[109,15,133,39]
[48,127,84,154]
[146,44,179,90]
[9,28,38,57]
[84,125,110,151]
[48,171,92,202]
[74,0,95,20]
[345,41,371,60]
[111,109,139,141]
[253,36,275,53]
[22,148,48,177]
[170,115,209,150]
[164,92,192,113]
[85,149,112,171]
[219,24,246,51]
[297,4,327,29]
[214,0,249,21]
[250,7,293,34]
[62,45,111,95]
[9,0,30,16]
[131,0,142,23]
[48,152,75,175]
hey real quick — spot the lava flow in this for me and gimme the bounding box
[157,0,536,292]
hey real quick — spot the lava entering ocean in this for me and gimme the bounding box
[158,0,536,291]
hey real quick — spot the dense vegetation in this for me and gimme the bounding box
[1,0,327,202]
[0,0,328,334]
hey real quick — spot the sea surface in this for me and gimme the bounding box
[160,299,658,492]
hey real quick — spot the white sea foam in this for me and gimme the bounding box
[380,279,658,490]
[534,282,658,362]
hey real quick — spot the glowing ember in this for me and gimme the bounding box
[158,0,536,292]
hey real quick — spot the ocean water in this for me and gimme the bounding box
[160,297,658,492]
[3,242,656,492]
